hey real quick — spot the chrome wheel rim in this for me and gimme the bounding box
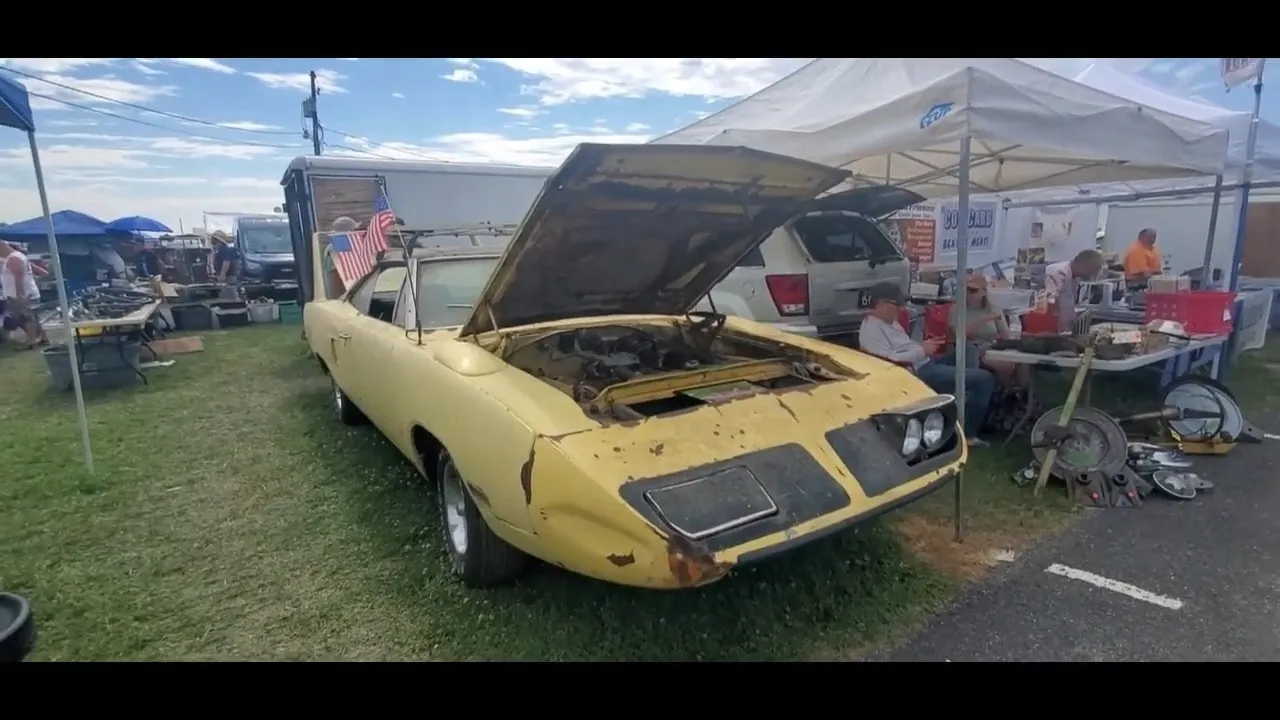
[441,461,469,555]
[332,382,343,414]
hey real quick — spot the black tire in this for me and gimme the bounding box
[331,377,366,425]
[435,449,527,587]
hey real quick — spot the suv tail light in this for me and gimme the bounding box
[765,273,809,317]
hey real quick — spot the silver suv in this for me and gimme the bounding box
[698,185,924,339]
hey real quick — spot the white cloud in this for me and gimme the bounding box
[246,68,347,94]
[441,68,478,83]
[13,72,178,111]
[391,92,405,99]
[0,58,118,74]
[218,177,282,190]
[446,58,475,66]
[497,106,541,118]
[131,61,166,77]
[625,122,651,132]
[481,58,808,105]
[339,58,360,62]
[166,58,237,74]
[335,129,655,167]
[215,121,283,131]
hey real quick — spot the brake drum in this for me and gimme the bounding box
[1030,405,1130,478]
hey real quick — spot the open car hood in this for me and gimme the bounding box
[459,143,849,337]
[804,185,926,219]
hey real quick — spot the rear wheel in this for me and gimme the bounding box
[436,449,527,587]
[331,377,366,425]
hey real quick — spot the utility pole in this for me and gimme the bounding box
[302,70,322,155]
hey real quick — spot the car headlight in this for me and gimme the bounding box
[874,395,959,462]
[902,417,923,456]
[243,260,264,273]
[922,410,947,450]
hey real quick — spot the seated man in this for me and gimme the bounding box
[858,283,995,447]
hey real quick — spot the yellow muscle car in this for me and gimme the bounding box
[305,143,965,590]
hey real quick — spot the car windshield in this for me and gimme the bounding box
[415,257,499,328]
[239,224,292,254]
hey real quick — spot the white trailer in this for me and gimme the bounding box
[280,155,552,304]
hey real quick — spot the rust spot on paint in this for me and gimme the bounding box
[840,393,852,402]
[607,552,636,567]
[713,430,721,436]
[466,482,491,507]
[650,442,665,456]
[775,397,799,422]
[613,446,623,453]
[520,447,536,505]
[659,530,731,587]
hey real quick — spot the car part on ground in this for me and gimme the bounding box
[1150,470,1198,500]
[0,592,35,662]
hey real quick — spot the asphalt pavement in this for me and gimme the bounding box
[881,408,1280,662]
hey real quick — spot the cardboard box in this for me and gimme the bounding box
[148,336,204,356]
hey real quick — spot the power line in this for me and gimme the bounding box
[0,65,298,135]
[324,125,448,162]
[22,90,305,149]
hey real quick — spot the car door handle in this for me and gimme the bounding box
[336,333,351,340]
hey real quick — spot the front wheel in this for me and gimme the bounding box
[436,450,527,587]
[331,377,366,425]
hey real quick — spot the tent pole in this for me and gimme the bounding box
[953,136,972,544]
[1201,175,1224,286]
[1229,63,1266,293]
[28,131,94,473]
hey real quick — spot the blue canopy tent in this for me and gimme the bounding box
[0,209,110,240]
[1,74,95,472]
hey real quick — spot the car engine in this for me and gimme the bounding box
[555,327,709,393]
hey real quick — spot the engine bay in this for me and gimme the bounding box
[502,317,851,420]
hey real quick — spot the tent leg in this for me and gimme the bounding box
[28,131,94,474]
[1200,175,1223,286]
[953,136,972,544]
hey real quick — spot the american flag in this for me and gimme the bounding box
[330,186,395,285]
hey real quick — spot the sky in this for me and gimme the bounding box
[0,57,1273,231]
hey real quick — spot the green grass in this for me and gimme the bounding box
[0,325,1125,661]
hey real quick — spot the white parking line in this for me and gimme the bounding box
[1045,563,1185,610]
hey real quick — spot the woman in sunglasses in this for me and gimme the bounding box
[947,272,1027,389]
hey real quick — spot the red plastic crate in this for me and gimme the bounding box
[1020,310,1060,335]
[1144,291,1235,336]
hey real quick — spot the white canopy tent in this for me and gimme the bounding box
[654,58,1231,536]
[654,58,1229,198]
[1000,62,1280,203]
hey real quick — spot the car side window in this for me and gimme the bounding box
[347,265,407,324]
[735,247,766,267]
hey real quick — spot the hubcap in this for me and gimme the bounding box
[441,460,469,555]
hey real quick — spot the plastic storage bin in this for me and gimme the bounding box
[171,304,214,332]
[277,301,303,325]
[1144,291,1235,336]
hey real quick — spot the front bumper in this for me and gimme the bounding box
[618,424,963,585]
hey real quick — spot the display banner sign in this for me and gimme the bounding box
[884,199,999,269]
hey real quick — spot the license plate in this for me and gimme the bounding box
[857,291,874,309]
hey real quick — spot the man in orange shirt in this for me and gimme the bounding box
[1122,228,1162,285]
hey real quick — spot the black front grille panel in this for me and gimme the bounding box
[825,419,962,498]
[620,444,851,553]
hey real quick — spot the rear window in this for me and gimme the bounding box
[793,215,901,264]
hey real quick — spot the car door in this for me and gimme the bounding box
[332,264,406,418]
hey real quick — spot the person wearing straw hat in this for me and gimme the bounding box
[947,272,1028,389]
